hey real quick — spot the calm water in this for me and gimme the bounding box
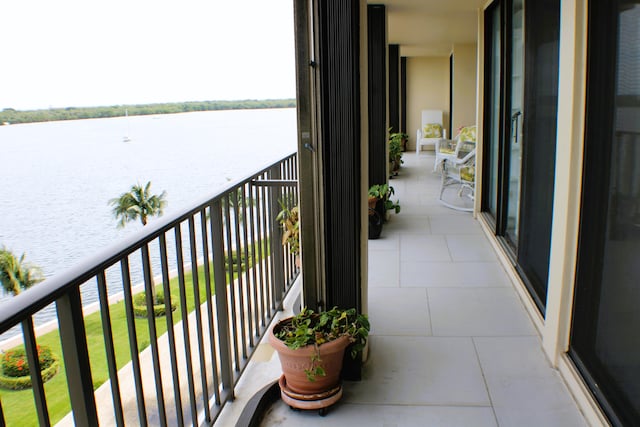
[0,108,297,333]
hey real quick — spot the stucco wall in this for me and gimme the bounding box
[406,56,450,150]
[452,43,478,132]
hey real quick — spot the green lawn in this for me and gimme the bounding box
[0,263,218,427]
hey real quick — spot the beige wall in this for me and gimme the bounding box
[406,56,450,150]
[452,43,477,132]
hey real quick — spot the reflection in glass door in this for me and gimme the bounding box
[505,0,525,247]
[484,3,501,220]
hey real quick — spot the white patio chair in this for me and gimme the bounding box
[416,110,446,154]
[438,141,476,212]
[434,125,477,172]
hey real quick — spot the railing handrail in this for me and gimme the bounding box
[0,151,297,334]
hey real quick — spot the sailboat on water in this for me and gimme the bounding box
[122,109,132,143]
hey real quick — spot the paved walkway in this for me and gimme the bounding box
[217,152,589,427]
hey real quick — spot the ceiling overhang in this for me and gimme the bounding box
[369,0,485,57]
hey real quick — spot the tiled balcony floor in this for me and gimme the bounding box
[216,152,588,427]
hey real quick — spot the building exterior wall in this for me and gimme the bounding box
[452,43,478,132]
[406,56,450,150]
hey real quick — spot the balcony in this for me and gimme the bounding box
[0,153,299,426]
[217,152,588,426]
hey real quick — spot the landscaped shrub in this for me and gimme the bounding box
[0,345,60,390]
[132,290,177,317]
[225,249,253,272]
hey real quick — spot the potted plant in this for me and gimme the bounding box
[389,134,404,175]
[368,184,401,215]
[269,307,370,397]
[276,202,300,265]
[368,184,400,239]
[390,131,409,152]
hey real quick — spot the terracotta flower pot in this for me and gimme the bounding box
[269,322,351,395]
[368,196,379,212]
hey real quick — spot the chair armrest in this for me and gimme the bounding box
[417,129,423,140]
[457,149,476,164]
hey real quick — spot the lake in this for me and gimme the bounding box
[0,108,297,332]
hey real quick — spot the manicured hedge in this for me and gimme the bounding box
[0,346,60,390]
[132,290,177,318]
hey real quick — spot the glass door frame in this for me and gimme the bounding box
[482,0,561,313]
[481,0,523,259]
[481,1,505,233]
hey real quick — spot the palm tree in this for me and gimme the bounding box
[109,181,167,307]
[0,248,44,296]
[109,181,167,228]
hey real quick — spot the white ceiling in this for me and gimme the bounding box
[371,0,487,57]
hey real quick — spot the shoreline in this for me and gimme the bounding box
[0,99,296,125]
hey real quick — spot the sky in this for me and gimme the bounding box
[0,0,296,111]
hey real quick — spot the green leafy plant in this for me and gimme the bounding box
[109,181,167,228]
[0,247,44,296]
[389,132,406,164]
[276,202,300,255]
[225,249,254,272]
[109,181,167,307]
[132,290,177,318]
[368,184,401,214]
[390,129,409,152]
[274,307,370,381]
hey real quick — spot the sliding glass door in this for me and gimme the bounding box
[482,0,560,311]
[483,3,501,222]
[504,0,524,247]
[571,1,640,424]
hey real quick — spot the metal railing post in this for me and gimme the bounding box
[210,199,235,399]
[56,288,99,426]
[22,317,50,426]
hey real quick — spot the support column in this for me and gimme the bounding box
[317,0,363,312]
[401,56,407,133]
[367,4,388,187]
[388,44,400,134]
[293,0,367,314]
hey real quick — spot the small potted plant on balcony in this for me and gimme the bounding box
[368,184,401,216]
[389,134,404,176]
[368,184,400,239]
[269,307,370,411]
[390,131,409,152]
[276,202,300,266]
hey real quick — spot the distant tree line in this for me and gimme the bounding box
[0,99,297,125]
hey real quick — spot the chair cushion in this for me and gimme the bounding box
[460,166,475,182]
[422,123,442,138]
[458,125,476,142]
[437,140,456,154]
